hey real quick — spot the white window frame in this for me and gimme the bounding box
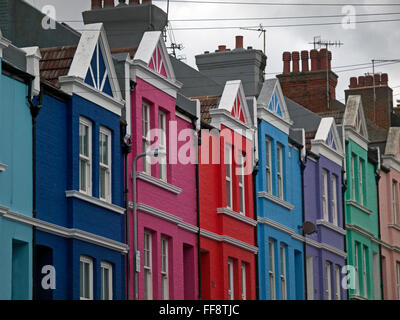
[332,175,338,226]
[352,155,356,201]
[265,137,272,194]
[80,256,93,300]
[228,258,234,300]
[396,262,400,300]
[393,180,398,225]
[322,170,329,221]
[142,102,151,175]
[101,261,113,300]
[225,145,233,209]
[363,246,368,299]
[161,237,169,300]
[355,242,360,296]
[280,243,287,300]
[306,255,314,300]
[373,252,380,300]
[277,144,284,200]
[79,117,92,195]
[325,261,332,300]
[269,239,276,300]
[335,265,341,300]
[158,110,167,182]
[241,262,247,300]
[144,231,153,300]
[359,159,364,205]
[238,152,246,216]
[99,127,112,203]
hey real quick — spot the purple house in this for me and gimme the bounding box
[287,98,347,300]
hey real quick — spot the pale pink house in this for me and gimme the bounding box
[380,127,400,300]
[126,31,199,300]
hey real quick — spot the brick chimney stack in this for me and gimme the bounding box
[345,73,393,130]
[91,0,102,9]
[276,48,338,114]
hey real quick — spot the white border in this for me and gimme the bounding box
[217,207,257,226]
[65,190,125,214]
[258,192,295,210]
[137,172,182,194]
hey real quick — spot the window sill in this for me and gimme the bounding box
[137,172,182,195]
[350,294,368,300]
[388,224,400,232]
[258,192,294,211]
[217,207,257,226]
[0,163,7,172]
[346,200,372,215]
[316,220,346,235]
[65,190,125,214]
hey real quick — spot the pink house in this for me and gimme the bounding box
[126,31,199,300]
[380,127,400,300]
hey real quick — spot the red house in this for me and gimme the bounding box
[198,80,258,300]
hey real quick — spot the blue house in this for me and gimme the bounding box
[256,78,305,300]
[0,30,35,300]
[34,23,127,300]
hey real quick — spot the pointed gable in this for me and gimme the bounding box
[343,95,368,140]
[384,127,400,161]
[257,78,292,134]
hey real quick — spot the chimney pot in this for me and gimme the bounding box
[142,0,152,3]
[374,73,381,86]
[328,50,332,71]
[218,45,226,52]
[349,77,358,88]
[310,49,319,71]
[301,50,309,72]
[292,51,300,73]
[320,48,328,70]
[235,35,243,49]
[104,0,114,7]
[381,73,388,85]
[365,75,373,87]
[358,76,365,88]
[283,51,291,73]
[129,0,140,4]
[247,46,253,50]
[91,0,102,8]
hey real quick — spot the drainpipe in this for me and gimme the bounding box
[252,160,259,300]
[27,81,42,300]
[298,143,307,301]
[194,121,202,300]
[341,141,348,300]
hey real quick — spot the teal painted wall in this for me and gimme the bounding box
[0,59,33,299]
[345,138,381,300]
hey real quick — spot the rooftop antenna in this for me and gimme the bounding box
[240,24,266,55]
[309,37,343,110]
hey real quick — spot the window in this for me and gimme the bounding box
[355,243,360,296]
[238,152,246,215]
[225,145,233,209]
[269,239,276,300]
[363,246,368,299]
[280,244,287,300]
[277,144,284,199]
[161,237,169,300]
[228,259,234,300]
[144,231,153,300]
[99,127,111,202]
[80,256,93,300]
[373,252,380,299]
[142,102,151,174]
[306,256,314,300]
[359,159,364,205]
[335,265,341,300]
[241,263,247,300]
[352,155,356,201]
[396,262,400,300]
[332,175,338,225]
[101,262,113,300]
[393,181,398,225]
[322,170,329,221]
[79,118,92,195]
[265,137,272,193]
[325,261,332,300]
[158,111,167,181]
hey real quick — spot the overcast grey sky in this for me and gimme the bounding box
[25,0,400,104]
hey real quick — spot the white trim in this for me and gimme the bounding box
[345,129,369,151]
[79,117,92,196]
[80,255,94,300]
[161,237,169,300]
[258,192,294,210]
[280,243,287,300]
[143,230,153,300]
[59,76,124,116]
[346,224,380,244]
[217,208,257,226]
[137,172,182,194]
[176,111,192,123]
[99,126,112,203]
[257,106,292,135]
[269,239,276,300]
[311,142,343,167]
[0,29,11,58]
[382,156,400,173]
[306,255,314,300]
[100,261,113,300]
[209,109,254,140]
[228,258,234,300]
[65,190,125,214]
[316,220,346,235]
[241,262,247,300]
[325,261,332,300]
[200,228,258,254]
[346,200,372,215]
[0,163,7,172]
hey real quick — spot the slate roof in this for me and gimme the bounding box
[285,96,321,133]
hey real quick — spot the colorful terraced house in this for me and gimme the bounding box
[33,23,128,300]
[256,79,305,300]
[0,29,35,300]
